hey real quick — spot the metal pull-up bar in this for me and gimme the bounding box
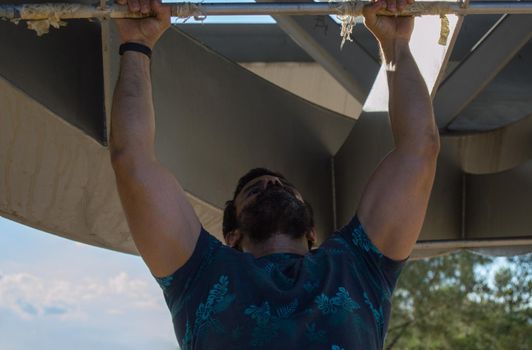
[1,1,532,21]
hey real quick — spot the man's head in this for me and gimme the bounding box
[223,168,316,252]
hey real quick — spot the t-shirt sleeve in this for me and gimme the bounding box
[153,227,222,301]
[323,215,406,295]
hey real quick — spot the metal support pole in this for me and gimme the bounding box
[2,2,532,21]
[415,238,532,250]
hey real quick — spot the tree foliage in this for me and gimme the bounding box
[385,251,531,350]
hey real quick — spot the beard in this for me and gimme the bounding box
[237,185,313,244]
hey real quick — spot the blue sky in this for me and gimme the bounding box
[0,217,178,350]
[169,0,275,24]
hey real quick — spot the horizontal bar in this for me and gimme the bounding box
[168,2,532,16]
[1,1,532,21]
[416,238,532,250]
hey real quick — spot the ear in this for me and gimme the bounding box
[224,230,243,249]
[306,228,318,246]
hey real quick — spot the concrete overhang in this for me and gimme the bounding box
[1,0,531,259]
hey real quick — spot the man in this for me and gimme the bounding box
[110,0,439,348]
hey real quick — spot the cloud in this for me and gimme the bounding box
[44,305,68,315]
[0,271,163,321]
[16,299,38,315]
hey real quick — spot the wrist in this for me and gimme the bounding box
[121,50,151,63]
[119,42,152,60]
[380,39,410,65]
[120,39,155,50]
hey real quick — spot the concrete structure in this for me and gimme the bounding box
[1,0,531,258]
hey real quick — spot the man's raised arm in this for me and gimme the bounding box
[358,0,440,261]
[110,0,201,277]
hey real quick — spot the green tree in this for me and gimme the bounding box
[385,252,531,350]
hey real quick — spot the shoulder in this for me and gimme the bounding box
[320,216,407,290]
[154,227,229,294]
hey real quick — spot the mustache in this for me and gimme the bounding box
[254,183,297,201]
[236,186,312,244]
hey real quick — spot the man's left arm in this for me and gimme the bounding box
[358,0,440,261]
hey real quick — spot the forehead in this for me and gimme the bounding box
[240,175,280,192]
[237,175,295,198]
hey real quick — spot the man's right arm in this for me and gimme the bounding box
[356,0,439,261]
[110,0,201,277]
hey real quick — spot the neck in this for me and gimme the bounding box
[242,234,309,258]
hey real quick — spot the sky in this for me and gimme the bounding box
[0,217,178,350]
[169,0,275,24]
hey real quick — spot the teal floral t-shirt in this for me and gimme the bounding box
[155,216,405,350]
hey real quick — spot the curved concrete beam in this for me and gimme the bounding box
[1,24,355,253]
[256,0,379,103]
[333,109,532,257]
[435,15,532,129]
[445,112,532,174]
[466,160,532,240]
[0,75,135,253]
[0,75,224,253]
[2,7,530,258]
[0,17,106,143]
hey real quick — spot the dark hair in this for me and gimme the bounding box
[223,168,287,236]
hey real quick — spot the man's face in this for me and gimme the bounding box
[233,175,313,245]
[234,175,303,216]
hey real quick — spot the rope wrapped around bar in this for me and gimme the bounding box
[334,0,452,47]
[4,3,82,35]
[0,1,452,43]
[171,2,205,19]
[336,0,455,16]
[333,0,365,48]
[0,2,206,35]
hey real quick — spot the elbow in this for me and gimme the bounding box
[109,142,129,169]
[109,146,155,175]
[425,133,441,158]
[418,136,440,160]
[397,133,440,160]
[110,149,127,169]
[110,149,134,174]
[109,135,155,168]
